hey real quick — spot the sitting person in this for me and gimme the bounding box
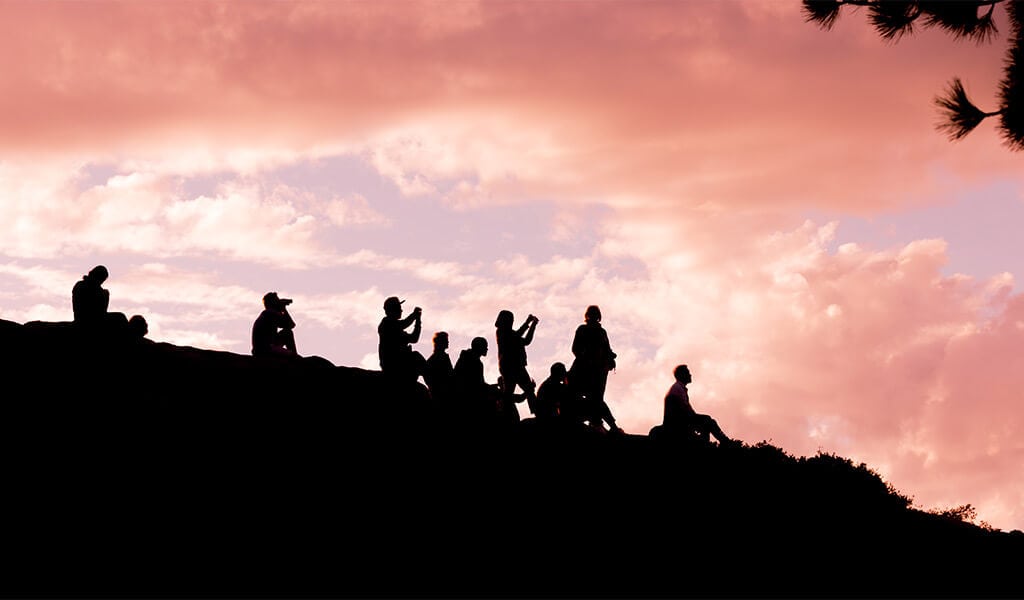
[377,296,427,382]
[72,265,128,330]
[251,292,299,358]
[662,364,738,447]
[534,362,572,422]
[424,331,456,408]
[126,314,153,344]
[453,336,502,426]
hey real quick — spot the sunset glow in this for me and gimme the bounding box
[1,1,1022,531]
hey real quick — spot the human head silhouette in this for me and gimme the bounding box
[384,296,404,317]
[263,292,291,310]
[471,336,488,356]
[128,315,148,339]
[433,331,449,351]
[674,364,691,384]
[585,305,602,323]
[550,362,567,379]
[495,310,514,329]
[87,265,109,284]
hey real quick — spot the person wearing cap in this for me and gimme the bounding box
[377,295,426,381]
[251,292,298,358]
[72,265,129,330]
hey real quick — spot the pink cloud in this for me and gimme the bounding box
[0,1,1017,211]
[1,0,1022,533]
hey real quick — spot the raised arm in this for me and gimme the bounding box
[279,307,297,330]
[522,316,538,346]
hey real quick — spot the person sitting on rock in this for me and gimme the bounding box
[251,292,299,358]
[453,336,501,426]
[662,364,738,447]
[72,265,128,330]
[424,331,456,408]
[534,362,571,422]
[377,296,427,382]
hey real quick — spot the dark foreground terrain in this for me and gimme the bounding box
[2,319,1021,598]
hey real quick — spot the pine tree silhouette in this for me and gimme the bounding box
[803,0,1024,150]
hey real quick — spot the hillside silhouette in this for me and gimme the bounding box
[2,318,1021,599]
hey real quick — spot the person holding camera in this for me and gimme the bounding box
[251,291,298,358]
[377,295,426,382]
[494,309,539,423]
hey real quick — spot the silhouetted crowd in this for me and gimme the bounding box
[70,264,738,445]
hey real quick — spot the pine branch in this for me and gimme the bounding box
[869,1,921,41]
[935,77,1001,141]
[997,0,1024,149]
[920,1,999,44]
[802,0,844,29]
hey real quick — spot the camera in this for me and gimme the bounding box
[280,298,293,306]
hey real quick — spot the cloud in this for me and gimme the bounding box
[323,194,390,227]
[0,1,1019,211]
[577,208,1024,531]
[2,0,1023,533]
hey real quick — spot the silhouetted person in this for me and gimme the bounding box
[568,305,621,433]
[454,336,501,426]
[127,314,153,343]
[535,362,571,421]
[494,309,538,424]
[72,265,128,330]
[251,292,298,358]
[424,331,456,408]
[663,364,737,447]
[378,296,426,382]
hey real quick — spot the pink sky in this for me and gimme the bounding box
[1,1,1022,531]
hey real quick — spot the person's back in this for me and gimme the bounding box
[568,305,620,432]
[454,348,484,396]
[496,325,527,372]
[72,265,111,325]
[494,310,538,422]
[570,322,614,377]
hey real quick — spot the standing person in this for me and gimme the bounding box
[251,292,298,358]
[377,296,426,382]
[424,331,456,408]
[72,265,128,329]
[494,309,539,424]
[663,364,737,447]
[568,305,622,434]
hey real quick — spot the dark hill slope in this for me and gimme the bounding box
[1,319,1021,598]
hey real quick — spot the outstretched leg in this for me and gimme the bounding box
[694,414,731,445]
